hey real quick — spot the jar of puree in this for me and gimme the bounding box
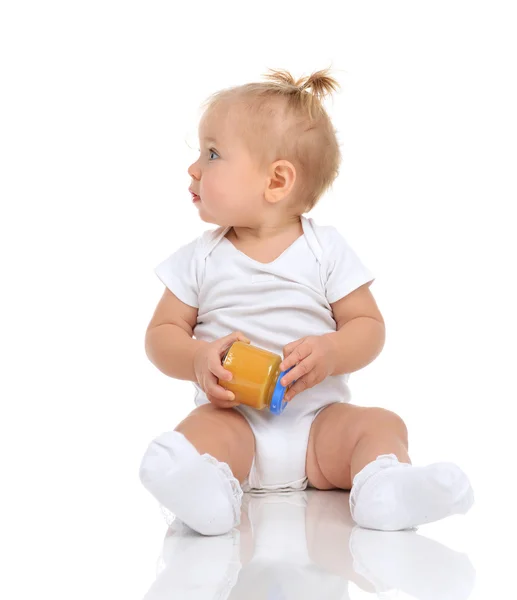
[218,341,296,414]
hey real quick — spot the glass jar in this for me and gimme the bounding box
[218,341,295,414]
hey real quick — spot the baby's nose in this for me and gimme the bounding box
[188,160,201,179]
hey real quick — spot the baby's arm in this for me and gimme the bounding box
[323,282,385,375]
[145,287,208,381]
[278,281,384,400]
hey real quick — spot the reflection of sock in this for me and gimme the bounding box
[350,454,474,531]
[146,525,241,600]
[349,526,476,600]
[139,431,243,536]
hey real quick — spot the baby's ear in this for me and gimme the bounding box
[265,159,296,205]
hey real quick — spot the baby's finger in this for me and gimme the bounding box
[284,377,309,401]
[210,359,233,382]
[206,372,236,402]
[280,356,313,387]
[282,337,306,359]
[279,343,312,373]
[207,393,240,408]
[219,331,251,352]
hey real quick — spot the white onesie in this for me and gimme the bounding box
[154,215,375,492]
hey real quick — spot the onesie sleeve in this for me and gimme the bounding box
[323,227,376,304]
[154,236,203,308]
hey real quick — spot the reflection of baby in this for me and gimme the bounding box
[143,491,476,600]
[139,67,474,535]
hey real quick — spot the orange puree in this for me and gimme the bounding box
[218,341,292,414]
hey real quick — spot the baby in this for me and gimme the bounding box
[139,67,474,535]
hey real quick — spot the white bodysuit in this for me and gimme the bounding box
[154,215,375,493]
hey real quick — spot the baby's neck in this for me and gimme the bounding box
[229,216,303,244]
[226,217,304,265]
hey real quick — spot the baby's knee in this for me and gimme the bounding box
[363,407,408,443]
[176,404,255,482]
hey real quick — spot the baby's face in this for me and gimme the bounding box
[188,102,269,228]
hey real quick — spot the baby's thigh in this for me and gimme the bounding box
[174,403,256,484]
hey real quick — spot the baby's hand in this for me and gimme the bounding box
[279,335,336,402]
[193,331,251,408]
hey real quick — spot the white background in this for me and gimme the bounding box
[1,1,515,598]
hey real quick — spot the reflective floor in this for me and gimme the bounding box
[142,490,477,599]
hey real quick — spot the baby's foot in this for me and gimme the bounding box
[139,431,243,536]
[350,454,474,531]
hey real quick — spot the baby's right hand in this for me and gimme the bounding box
[193,331,251,408]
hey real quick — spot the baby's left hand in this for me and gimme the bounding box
[279,335,336,402]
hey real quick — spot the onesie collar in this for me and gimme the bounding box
[200,215,323,264]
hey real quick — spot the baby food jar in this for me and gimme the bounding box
[218,341,295,414]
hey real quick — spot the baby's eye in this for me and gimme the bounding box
[209,148,219,160]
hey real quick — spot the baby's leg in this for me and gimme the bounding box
[309,404,474,530]
[139,404,255,536]
[174,403,255,483]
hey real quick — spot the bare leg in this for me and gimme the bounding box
[307,403,474,530]
[175,403,255,484]
[306,403,409,490]
[349,410,411,481]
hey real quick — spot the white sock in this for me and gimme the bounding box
[139,431,243,536]
[350,454,474,531]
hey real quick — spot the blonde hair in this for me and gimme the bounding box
[200,67,342,213]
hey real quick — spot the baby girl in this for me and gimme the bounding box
[139,67,474,535]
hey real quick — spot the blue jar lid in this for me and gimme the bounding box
[269,366,295,415]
